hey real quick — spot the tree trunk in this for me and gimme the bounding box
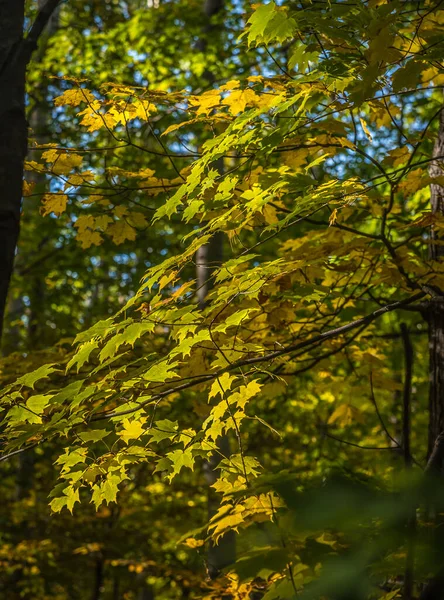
[91,557,104,600]
[26,0,59,348]
[0,0,27,343]
[419,105,444,600]
[198,230,237,579]
[0,0,61,345]
[428,106,444,460]
[195,0,237,577]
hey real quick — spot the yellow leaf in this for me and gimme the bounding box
[284,149,307,170]
[75,214,95,233]
[132,98,157,121]
[114,205,128,218]
[94,215,113,230]
[329,208,338,226]
[78,103,117,132]
[379,590,401,600]
[23,180,35,197]
[220,79,241,92]
[328,404,364,427]
[118,418,146,444]
[40,193,68,217]
[128,211,148,228]
[54,88,96,107]
[159,270,178,291]
[106,221,137,245]
[76,229,103,249]
[42,149,83,175]
[183,538,204,549]
[74,216,103,248]
[223,88,259,115]
[65,174,85,186]
[262,204,278,225]
[208,373,237,401]
[359,118,372,142]
[171,280,194,299]
[384,147,410,167]
[162,120,197,137]
[229,380,262,409]
[189,90,221,116]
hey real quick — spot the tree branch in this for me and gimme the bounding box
[20,0,63,66]
[93,291,425,421]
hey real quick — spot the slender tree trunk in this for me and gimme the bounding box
[419,106,444,600]
[195,0,237,577]
[427,106,444,460]
[91,557,104,600]
[198,230,237,580]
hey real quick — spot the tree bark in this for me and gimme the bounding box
[0,0,61,344]
[419,106,444,600]
[0,0,27,344]
[428,106,444,460]
[26,0,60,348]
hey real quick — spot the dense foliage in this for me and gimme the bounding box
[2,0,444,598]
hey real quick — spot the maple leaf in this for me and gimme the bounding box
[77,229,103,249]
[23,180,35,196]
[106,220,137,245]
[40,193,68,217]
[16,363,59,389]
[118,418,145,444]
[223,88,260,115]
[54,87,96,107]
[209,373,237,401]
[166,448,195,481]
[189,89,221,116]
[328,404,364,427]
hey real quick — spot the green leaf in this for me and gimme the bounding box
[102,474,121,504]
[56,447,88,471]
[65,485,80,513]
[66,340,99,373]
[16,363,58,389]
[245,2,276,46]
[78,430,111,443]
[166,448,195,481]
[149,419,179,443]
[142,361,180,383]
[26,394,51,415]
[49,496,68,513]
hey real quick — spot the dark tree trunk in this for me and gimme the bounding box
[0,0,27,343]
[419,107,444,600]
[428,107,444,460]
[0,0,61,344]
[26,0,59,348]
[91,557,104,600]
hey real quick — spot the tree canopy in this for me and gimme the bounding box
[1,0,444,598]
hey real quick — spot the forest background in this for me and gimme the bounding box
[1,1,444,599]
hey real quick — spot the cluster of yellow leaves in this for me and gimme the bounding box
[73,211,146,248]
[208,494,282,544]
[42,148,83,175]
[187,80,284,117]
